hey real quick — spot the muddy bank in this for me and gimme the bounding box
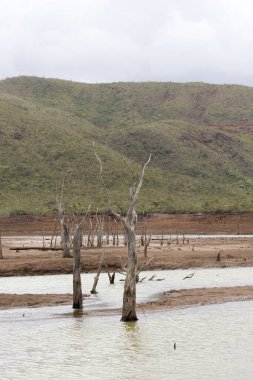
[140,286,253,312]
[1,286,253,311]
[1,212,253,236]
[1,237,253,277]
[0,293,73,309]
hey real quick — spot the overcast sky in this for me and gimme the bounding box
[1,0,253,85]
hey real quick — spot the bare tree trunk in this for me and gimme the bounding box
[50,218,58,248]
[0,233,3,259]
[108,271,115,284]
[143,221,151,258]
[87,218,95,247]
[58,207,71,258]
[72,221,84,309]
[94,141,151,322]
[120,156,151,321]
[121,229,138,321]
[104,261,115,284]
[90,250,104,294]
[62,223,71,258]
[96,214,104,248]
[57,173,71,258]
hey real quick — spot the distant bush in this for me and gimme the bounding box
[9,209,30,216]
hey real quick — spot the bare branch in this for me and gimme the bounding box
[123,158,137,179]
[137,257,154,275]
[59,172,66,206]
[90,248,105,294]
[127,154,151,217]
[93,141,124,222]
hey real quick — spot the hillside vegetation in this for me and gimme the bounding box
[1,76,253,215]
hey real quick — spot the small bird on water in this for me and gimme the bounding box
[174,342,176,350]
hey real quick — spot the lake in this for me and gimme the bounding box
[0,267,253,379]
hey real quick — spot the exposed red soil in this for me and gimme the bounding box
[1,212,253,235]
[0,213,253,276]
[0,236,253,277]
[0,213,253,313]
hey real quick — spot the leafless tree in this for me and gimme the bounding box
[95,212,104,248]
[72,213,89,309]
[232,214,241,235]
[0,233,3,259]
[87,217,95,247]
[142,220,152,258]
[57,174,71,258]
[90,248,105,294]
[94,143,151,321]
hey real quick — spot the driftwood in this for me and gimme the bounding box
[118,257,154,283]
[9,247,63,251]
[183,272,195,280]
[148,274,165,281]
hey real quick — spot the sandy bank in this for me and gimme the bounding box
[1,286,253,313]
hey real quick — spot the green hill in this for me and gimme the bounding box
[1,76,253,215]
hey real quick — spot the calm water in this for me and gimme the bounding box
[0,267,252,311]
[0,268,253,379]
[3,234,253,247]
[0,301,253,380]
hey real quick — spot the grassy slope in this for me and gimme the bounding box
[1,76,253,215]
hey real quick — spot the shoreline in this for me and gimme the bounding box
[1,286,253,312]
[1,236,253,276]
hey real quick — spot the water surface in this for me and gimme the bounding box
[1,301,253,380]
[0,267,253,379]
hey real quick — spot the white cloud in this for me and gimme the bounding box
[1,0,253,85]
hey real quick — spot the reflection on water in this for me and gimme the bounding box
[0,301,253,380]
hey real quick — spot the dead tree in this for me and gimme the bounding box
[119,256,154,283]
[87,217,95,247]
[94,144,151,321]
[136,257,154,282]
[72,217,87,309]
[142,221,152,258]
[160,233,164,246]
[90,249,105,294]
[0,233,3,259]
[108,270,116,284]
[50,218,58,248]
[57,174,71,258]
[103,261,116,284]
[216,250,222,262]
[233,215,241,235]
[95,213,104,248]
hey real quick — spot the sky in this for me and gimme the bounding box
[1,0,253,85]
